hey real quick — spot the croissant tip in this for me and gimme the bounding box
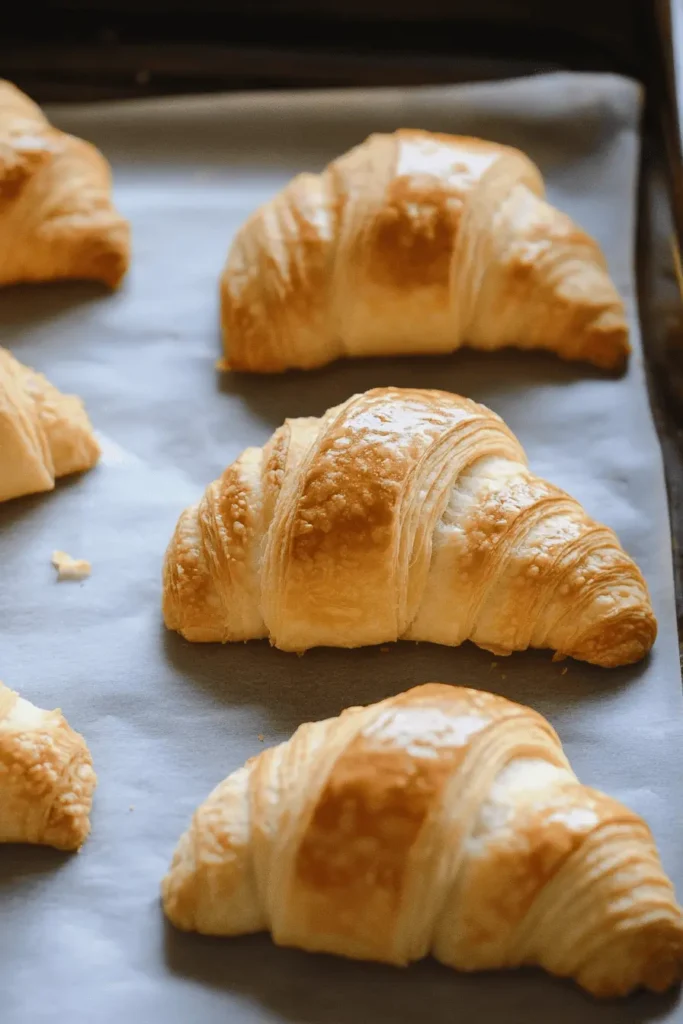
[88,239,131,290]
[564,609,657,668]
[577,318,630,374]
[578,914,683,998]
[46,746,97,851]
[161,822,201,931]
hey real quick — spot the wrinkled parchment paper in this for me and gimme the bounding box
[1,72,681,1023]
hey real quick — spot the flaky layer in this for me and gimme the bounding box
[0,347,100,503]
[0,79,130,288]
[0,681,96,850]
[163,387,656,667]
[162,684,683,997]
[221,130,628,372]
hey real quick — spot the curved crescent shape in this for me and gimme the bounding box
[163,683,683,998]
[221,130,629,372]
[163,387,656,668]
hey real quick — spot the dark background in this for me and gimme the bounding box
[5,0,683,646]
[1,2,671,102]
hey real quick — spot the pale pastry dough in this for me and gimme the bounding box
[163,387,655,668]
[0,79,130,287]
[0,347,100,503]
[0,681,96,849]
[52,550,91,581]
[162,683,683,998]
[221,130,629,372]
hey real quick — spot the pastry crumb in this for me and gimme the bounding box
[51,550,91,581]
[561,667,568,675]
[490,662,497,670]
[380,646,390,653]
[552,651,568,663]
[257,734,265,742]
[501,674,507,681]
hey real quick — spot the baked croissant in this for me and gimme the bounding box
[0,347,100,503]
[0,79,129,287]
[162,682,683,997]
[0,681,96,849]
[163,387,655,668]
[220,129,629,373]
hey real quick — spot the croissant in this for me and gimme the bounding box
[163,387,655,668]
[0,347,100,503]
[163,682,683,997]
[0,80,129,287]
[0,681,96,849]
[220,129,629,373]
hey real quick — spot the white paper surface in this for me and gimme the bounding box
[0,72,681,1023]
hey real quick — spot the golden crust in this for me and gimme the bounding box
[162,386,656,668]
[0,681,96,850]
[0,79,130,288]
[0,346,100,503]
[220,129,628,372]
[162,683,683,998]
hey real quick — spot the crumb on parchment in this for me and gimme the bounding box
[257,734,265,742]
[51,550,91,581]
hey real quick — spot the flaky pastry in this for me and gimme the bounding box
[163,387,655,667]
[163,683,683,998]
[0,79,129,287]
[0,347,100,502]
[0,681,96,849]
[221,130,628,372]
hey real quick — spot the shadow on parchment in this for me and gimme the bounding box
[161,625,648,736]
[163,922,680,1024]
[216,348,614,430]
[0,473,89,531]
[0,279,114,344]
[0,844,71,888]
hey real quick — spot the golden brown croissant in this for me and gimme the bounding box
[0,681,96,850]
[162,682,683,998]
[163,387,655,668]
[220,129,629,373]
[0,347,100,503]
[0,80,129,287]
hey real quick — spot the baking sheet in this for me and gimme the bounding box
[0,71,681,1023]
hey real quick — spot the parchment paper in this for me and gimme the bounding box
[0,72,681,1024]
